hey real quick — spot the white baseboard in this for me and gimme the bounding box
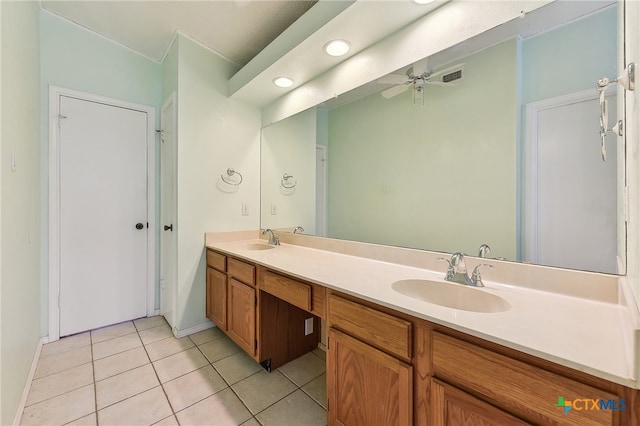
[13,337,46,425]
[173,321,215,339]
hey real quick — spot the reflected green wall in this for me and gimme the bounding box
[327,40,519,259]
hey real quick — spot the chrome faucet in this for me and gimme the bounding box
[293,226,304,234]
[478,243,491,258]
[438,252,494,287]
[262,229,280,246]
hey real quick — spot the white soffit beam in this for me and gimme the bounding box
[229,0,445,106]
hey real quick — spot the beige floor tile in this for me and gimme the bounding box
[21,384,94,426]
[175,388,251,426]
[198,335,241,363]
[301,373,327,409]
[188,326,225,346]
[90,321,136,344]
[240,418,261,426]
[213,350,263,385]
[231,370,297,415]
[146,336,194,362]
[152,347,209,383]
[163,365,228,412]
[40,333,90,359]
[64,412,96,425]
[312,347,326,362]
[26,363,93,406]
[134,315,167,331]
[98,386,172,426]
[255,390,326,426]
[92,332,142,360]
[152,415,179,426]
[96,364,159,409]
[34,345,92,379]
[94,346,150,381]
[278,351,326,387]
[139,324,174,345]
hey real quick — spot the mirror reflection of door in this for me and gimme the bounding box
[525,92,618,274]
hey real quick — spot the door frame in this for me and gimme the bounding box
[522,88,620,266]
[316,144,328,236]
[48,86,156,341]
[159,92,177,327]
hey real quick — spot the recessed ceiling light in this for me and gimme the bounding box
[413,0,435,4]
[324,39,350,57]
[273,77,293,88]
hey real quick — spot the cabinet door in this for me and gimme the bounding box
[327,328,412,426]
[227,278,256,356]
[431,378,531,426]
[206,267,227,330]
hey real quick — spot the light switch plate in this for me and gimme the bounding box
[304,317,314,335]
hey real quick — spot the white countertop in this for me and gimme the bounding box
[206,237,639,389]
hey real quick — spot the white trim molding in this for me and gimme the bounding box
[173,321,215,339]
[13,337,46,425]
[48,86,156,341]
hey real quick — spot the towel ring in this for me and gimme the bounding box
[221,168,243,186]
[281,174,297,189]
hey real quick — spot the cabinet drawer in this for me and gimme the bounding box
[228,257,255,286]
[206,250,226,272]
[328,295,412,361]
[432,332,619,426]
[261,270,311,312]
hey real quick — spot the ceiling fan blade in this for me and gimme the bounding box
[425,80,456,87]
[411,58,429,77]
[381,84,409,99]
[377,74,409,85]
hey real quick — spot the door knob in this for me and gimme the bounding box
[135,223,144,230]
[164,224,173,231]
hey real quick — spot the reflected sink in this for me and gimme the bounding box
[391,279,510,313]
[233,242,275,251]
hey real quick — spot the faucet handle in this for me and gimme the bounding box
[437,257,454,279]
[471,264,494,287]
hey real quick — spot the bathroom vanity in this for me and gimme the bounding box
[205,232,639,426]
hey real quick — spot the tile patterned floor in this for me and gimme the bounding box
[20,316,327,426]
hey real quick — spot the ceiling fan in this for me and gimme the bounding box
[378,58,464,104]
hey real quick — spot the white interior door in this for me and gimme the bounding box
[160,94,177,328]
[526,92,617,273]
[59,95,148,336]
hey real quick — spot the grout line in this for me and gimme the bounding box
[90,330,99,425]
[139,321,181,426]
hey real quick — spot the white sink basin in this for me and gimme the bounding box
[391,279,510,313]
[233,242,275,251]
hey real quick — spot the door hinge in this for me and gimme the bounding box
[624,185,630,224]
[58,114,67,128]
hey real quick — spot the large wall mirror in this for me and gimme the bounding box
[261,0,625,275]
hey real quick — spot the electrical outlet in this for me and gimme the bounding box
[304,317,314,336]
[271,204,277,215]
[242,203,249,216]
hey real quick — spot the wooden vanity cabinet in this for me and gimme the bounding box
[205,250,227,330]
[325,289,637,426]
[327,294,413,426]
[205,249,257,355]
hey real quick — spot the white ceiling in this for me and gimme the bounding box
[41,0,317,65]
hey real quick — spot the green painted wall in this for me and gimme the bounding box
[327,39,519,259]
[1,2,41,423]
[521,5,617,105]
[175,35,261,332]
